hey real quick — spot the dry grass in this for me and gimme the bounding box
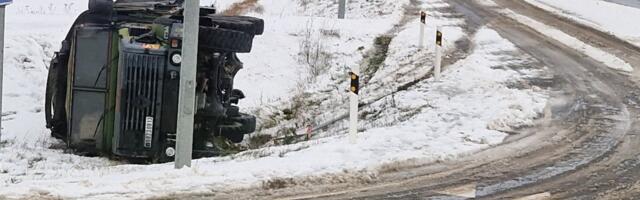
[262,177,296,190]
[222,0,261,16]
[247,134,273,149]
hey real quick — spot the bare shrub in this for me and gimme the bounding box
[298,20,333,81]
[252,5,265,14]
[247,134,273,149]
[297,0,313,11]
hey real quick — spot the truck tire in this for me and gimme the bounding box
[226,106,240,117]
[218,122,245,143]
[207,16,264,35]
[231,113,256,133]
[224,16,265,35]
[206,18,257,35]
[199,26,254,52]
[88,0,113,15]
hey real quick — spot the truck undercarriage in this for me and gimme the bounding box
[44,0,263,162]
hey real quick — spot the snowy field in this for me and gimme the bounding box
[1,0,549,199]
[526,0,640,47]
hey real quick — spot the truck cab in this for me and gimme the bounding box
[44,0,263,162]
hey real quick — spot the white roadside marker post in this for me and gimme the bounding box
[419,11,426,49]
[175,0,200,169]
[0,0,11,143]
[349,67,359,144]
[338,0,346,19]
[435,27,443,81]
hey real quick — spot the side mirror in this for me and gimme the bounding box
[232,89,246,99]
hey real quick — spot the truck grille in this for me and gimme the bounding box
[121,52,165,148]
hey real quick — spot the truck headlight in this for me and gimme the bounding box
[166,147,176,157]
[171,52,182,65]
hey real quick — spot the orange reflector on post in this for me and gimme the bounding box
[349,72,359,95]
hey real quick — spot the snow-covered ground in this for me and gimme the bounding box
[235,0,409,109]
[526,0,640,47]
[1,0,549,199]
[486,1,634,72]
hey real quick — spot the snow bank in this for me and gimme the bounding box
[234,0,408,110]
[269,0,468,142]
[369,13,465,89]
[526,0,640,47]
[235,15,401,109]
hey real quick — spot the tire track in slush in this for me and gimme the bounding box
[476,104,629,197]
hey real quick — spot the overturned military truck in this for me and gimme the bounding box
[44,0,263,162]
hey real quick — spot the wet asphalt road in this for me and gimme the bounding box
[605,0,640,9]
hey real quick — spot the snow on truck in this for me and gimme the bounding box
[44,0,263,162]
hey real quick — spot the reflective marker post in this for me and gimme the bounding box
[176,0,200,169]
[349,67,359,143]
[435,27,443,81]
[0,0,12,143]
[419,11,426,49]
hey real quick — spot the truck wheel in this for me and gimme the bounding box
[224,16,265,35]
[219,122,245,143]
[207,16,264,35]
[199,26,254,52]
[206,17,256,35]
[226,106,240,117]
[231,113,256,133]
[88,0,113,15]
